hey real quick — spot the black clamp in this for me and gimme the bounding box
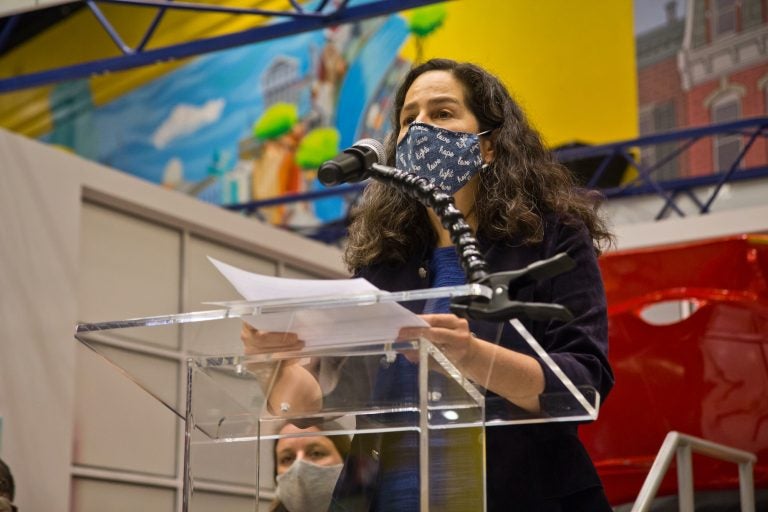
[450,252,576,322]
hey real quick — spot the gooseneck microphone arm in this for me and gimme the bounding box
[367,163,576,322]
[319,139,575,322]
[368,163,489,284]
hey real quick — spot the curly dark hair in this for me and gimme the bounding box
[343,59,613,271]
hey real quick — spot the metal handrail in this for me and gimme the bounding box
[631,431,757,512]
[226,117,768,234]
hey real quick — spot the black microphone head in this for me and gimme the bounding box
[318,138,386,186]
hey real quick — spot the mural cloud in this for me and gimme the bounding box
[152,99,226,149]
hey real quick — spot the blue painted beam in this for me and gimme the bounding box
[226,182,367,212]
[228,118,768,214]
[0,0,446,93]
[96,0,324,19]
[225,117,768,243]
[601,166,768,199]
[554,116,768,160]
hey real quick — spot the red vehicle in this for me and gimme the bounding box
[580,235,768,508]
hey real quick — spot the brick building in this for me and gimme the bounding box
[637,0,768,178]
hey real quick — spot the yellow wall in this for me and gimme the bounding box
[403,0,638,147]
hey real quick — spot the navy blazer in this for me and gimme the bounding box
[331,215,614,510]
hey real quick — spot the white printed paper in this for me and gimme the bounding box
[208,257,428,346]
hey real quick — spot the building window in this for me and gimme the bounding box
[764,85,768,113]
[741,0,764,30]
[711,95,742,173]
[261,56,300,108]
[639,102,679,181]
[713,0,738,37]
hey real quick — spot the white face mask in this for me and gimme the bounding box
[275,458,343,512]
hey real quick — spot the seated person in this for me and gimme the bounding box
[0,458,16,512]
[271,421,350,512]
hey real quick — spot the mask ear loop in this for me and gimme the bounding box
[477,124,500,137]
[478,127,497,169]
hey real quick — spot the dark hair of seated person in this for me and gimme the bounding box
[0,458,16,512]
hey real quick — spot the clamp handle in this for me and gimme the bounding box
[450,253,576,322]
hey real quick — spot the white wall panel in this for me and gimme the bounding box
[73,343,179,477]
[79,202,182,349]
[72,479,176,512]
[189,491,260,512]
[186,235,277,308]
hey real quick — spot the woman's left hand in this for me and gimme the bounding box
[398,313,479,366]
[399,313,545,412]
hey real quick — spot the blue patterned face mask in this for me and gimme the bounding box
[395,122,491,195]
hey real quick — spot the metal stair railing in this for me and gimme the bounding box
[631,431,757,512]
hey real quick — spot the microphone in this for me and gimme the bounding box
[318,138,386,186]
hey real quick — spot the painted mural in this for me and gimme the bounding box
[26,5,446,231]
[0,1,638,236]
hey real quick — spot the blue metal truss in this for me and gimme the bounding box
[0,0,445,93]
[227,116,768,243]
[553,116,768,220]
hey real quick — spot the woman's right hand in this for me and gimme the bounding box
[240,322,322,414]
[240,323,305,356]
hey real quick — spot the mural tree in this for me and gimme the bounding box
[252,102,299,140]
[295,126,340,170]
[407,4,448,64]
[250,102,301,223]
[295,126,344,224]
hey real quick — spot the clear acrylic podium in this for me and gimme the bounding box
[75,284,600,512]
